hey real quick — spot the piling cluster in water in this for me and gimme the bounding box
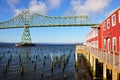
[0,46,76,80]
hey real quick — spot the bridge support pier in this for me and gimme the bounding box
[75,52,78,62]
[103,63,107,80]
[112,69,118,80]
[90,55,94,76]
[89,54,96,77]
[90,55,93,67]
[86,53,89,61]
[93,57,96,77]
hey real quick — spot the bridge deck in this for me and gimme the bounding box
[0,10,99,29]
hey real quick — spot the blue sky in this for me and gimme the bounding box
[0,0,120,43]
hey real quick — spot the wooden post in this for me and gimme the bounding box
[103,63,107,80]
[93,57,96,77]
[75,52,78,62]
[112,69,118,80]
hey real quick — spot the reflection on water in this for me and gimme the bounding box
[0,45,91,80]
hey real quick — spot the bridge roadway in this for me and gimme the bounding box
[75,45,120,80]
[0,24,98,29]
[0,10,99,29]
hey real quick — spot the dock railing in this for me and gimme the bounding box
[76,45,120,72]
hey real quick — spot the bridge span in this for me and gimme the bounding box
[0,10,98,44]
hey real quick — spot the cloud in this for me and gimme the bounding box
[7,0,63,16]
[48,0,63,9]
[7,0,23,16]
[29,0,47,15]
[11,0,48,16]
[66,0,111,16]
[14,8,25,16]
[7,0,19,9]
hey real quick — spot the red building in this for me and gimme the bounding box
[86,7,120,52]
[86,28,98,48]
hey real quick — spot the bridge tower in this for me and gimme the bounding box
[21,25,32,44]
[16,10,35,46]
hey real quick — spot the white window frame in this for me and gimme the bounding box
[103,22,106,31]
[104,39,106,49]
[112,14,116,26]
[107,19,110,29]
[112,37,117,51]
[108,38,110,50]
[118,10,120,23]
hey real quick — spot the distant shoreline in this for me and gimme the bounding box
[0,42,83,47]
[0,42,83,46]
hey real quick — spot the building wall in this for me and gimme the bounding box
[86,7,120,52]
[86,28,98,48]
[98,24,103,49]
[98,7,120,52]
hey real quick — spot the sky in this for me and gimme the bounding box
[0,0,120,43]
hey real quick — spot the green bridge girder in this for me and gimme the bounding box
[0,10,99,44]
[0,10,98,29]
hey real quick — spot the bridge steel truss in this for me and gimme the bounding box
[0,10,98,43]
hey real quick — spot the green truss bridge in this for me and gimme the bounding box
[0,10,98,46]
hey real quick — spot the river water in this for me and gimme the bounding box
[0,45,83,80]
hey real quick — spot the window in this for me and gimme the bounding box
[107,19,110,28]
[119,10,120,23]
[104,39,106,49]
[112,14,116,26]
[108,38,110,50]
[103,22,106,30]
[112,37,117,51]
